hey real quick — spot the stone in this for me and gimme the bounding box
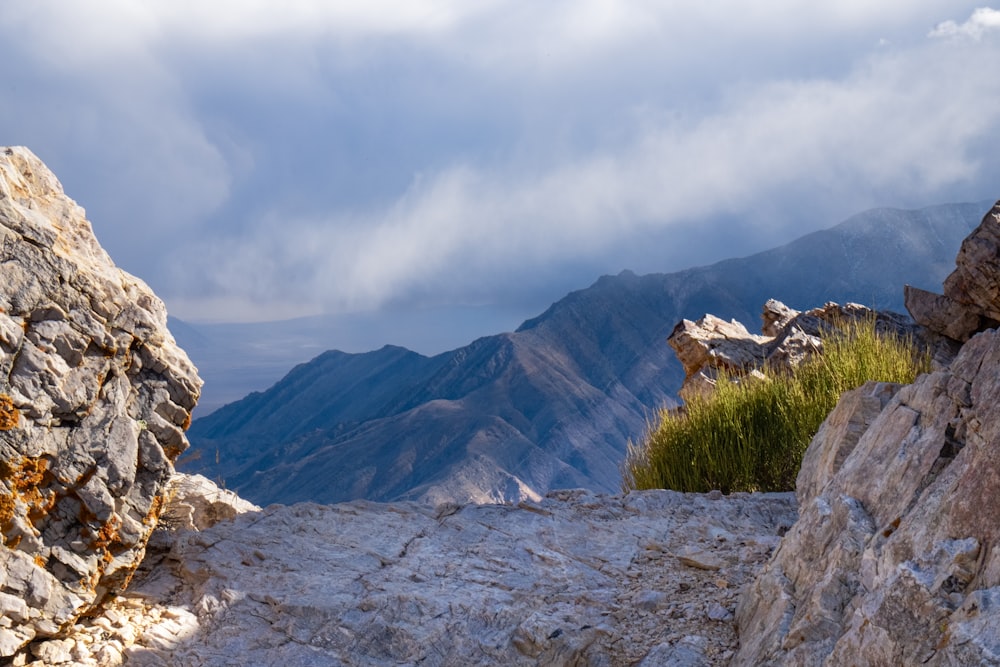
[795,380,903,505]
[29,487,796,666]
[904,284,983,342]
[668,300,920,401]
[0,147,201,656]
[639,636,711,667]
[676,546,725,571]
[736,328,1000,666]
[943,200,1000,321]
[904,201,1000,343]
[761,299,799,337]
[158,473,260,532]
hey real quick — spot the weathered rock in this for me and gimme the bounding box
[158,473,259,532]
[794,381,903,506]
[29,488,795,666]
[736,328,1000,666]
[904,285,983,342]
[905,200,1000,343]
[668,300,918,400]
[761,299,798,338]
[0,147,200,655]
[943,200,1000,321]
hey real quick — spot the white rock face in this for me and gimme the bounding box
[736,328,1000,666]
[28,485,795,666]
[0,147,201,656]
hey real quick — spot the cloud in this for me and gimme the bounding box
[930,7,1000,39]
[2,2,997,324]
[166,21,1000,321]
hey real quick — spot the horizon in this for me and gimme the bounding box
[3,3,999,352]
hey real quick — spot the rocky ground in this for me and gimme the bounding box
[13,481,796,666]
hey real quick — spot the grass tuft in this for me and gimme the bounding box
[623,316,931,494]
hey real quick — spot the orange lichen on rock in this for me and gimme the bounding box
[1,456,56,544]
[143,494,166,526]
[0,393,19,430]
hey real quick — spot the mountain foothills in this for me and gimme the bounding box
[183,200,990,506]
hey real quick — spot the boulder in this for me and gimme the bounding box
[735,326,1000,666]
[943,200,1000,320]
[903,285,983,342]
[905,200,1000,342]
[668,300,919,400]
[0,147,200,655]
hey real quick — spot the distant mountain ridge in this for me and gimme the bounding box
[182,201,992,506]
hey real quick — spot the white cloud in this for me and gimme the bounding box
[167,23,1000,320]
[930,7,1000,39]
[2,1,997,322]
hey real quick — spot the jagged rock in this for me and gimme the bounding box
[795,381,904,506]
[29,488,795,666]
[158,473,259,532]
[735,328,1000,665]
[906,200,1000,342]
[0,147,200,656]
[667,314,770,400]
[761,299,798,337]
[904,285,983,342]
[668,301,918,400]
[944,200,1000,321]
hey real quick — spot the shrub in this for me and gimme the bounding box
[622,316,931,494]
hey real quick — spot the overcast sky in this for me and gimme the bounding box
[2,2,999,338]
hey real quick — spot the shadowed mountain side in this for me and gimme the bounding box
[183,201,990,505]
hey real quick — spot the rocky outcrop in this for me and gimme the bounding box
[905,200,1000,342]
[23,484,795,666]
[668,300,918,400]
[737,201,1000,666]
[0,147,201,655]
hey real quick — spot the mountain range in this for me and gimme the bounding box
[180,201,991,506]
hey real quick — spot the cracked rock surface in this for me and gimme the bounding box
[737,328,1000,666]
[0,147,201,656]
[26,481,795,666]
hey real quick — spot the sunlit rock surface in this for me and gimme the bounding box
[737,201,1000,666]
[0,147,201,656]
[29,479,794,666]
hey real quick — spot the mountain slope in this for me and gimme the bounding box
[183,201,991,505]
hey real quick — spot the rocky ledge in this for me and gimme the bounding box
[22,476,795,666]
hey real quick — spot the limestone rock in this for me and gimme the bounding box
[904,285,983,342]
[31,488,795,666]
[0,147,201,656]
[668,300,918,401]
[795,381,903,506]
[158,473,260,533]
[761,299,798,337]
[905,200,1000,342]
[943,200,1000,321]
[736,328,1000,666]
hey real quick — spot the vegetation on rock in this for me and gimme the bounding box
[623,317,931,493]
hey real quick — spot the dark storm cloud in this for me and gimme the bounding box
[1,2,998,325]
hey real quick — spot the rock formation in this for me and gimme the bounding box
[22,476,795,666]
[0,147,201,656]
[736,201,1000,665]
[668,300,919,400]
[905,199,1000,342]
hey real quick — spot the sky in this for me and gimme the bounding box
[2,2,999,351]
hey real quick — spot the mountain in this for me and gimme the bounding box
[171,304,532,417]
[182,201,991,506]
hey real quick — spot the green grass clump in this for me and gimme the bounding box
[622,317,931,494]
